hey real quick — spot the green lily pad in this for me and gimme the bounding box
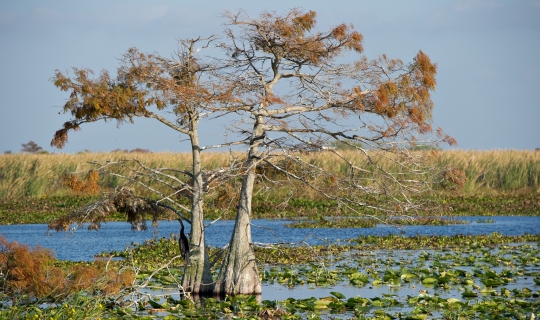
[330,291,346,299]
[147,299,164,309]
[401,273,417,280]
[447,298,461,304]
[481,278,503,287]
[462,290,478,298]
[422,277,438,284]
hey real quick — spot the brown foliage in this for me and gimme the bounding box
[0,236,66,299]
[48,188,167,232]
[227,9,363,65]
[61,170,101,194]
[51,38,235,150]
[441,166,467,190]
[223,9,453,154]
[50,64,152,149]
[0,235,134,301]
[355,51,439,140]
[68,261,134,296]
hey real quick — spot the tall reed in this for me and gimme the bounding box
[1,150,538,199]
[0,152,194,198]
[435,150,540,193]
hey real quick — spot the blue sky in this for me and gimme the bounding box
[1,0,539,153]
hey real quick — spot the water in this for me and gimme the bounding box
[0,216,539,261]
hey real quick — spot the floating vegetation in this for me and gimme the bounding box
[386,216,469,226]
[427,193,540,217]
[477,218,496,223]
[1,193,539,225]
[99,232,540,268]
[286,217,378,228]
[4,233,540,318]
[92,233,540,318]
[287,215,470,228]
[0,293,108,319]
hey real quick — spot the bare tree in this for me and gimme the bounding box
[50,37,235,294]
[211,9,456,295]
[50,9,455,297]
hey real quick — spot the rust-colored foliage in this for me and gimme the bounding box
[67,263,100,293]
[51,39,235,150]
[62,173,84,192]
[51,66,151,149]
[225,9,453,150]
[437,127,458,146]
[61,170,101,194]
[441,166,467,190]
[84,170,101,194]
[0,235,134,301]
[0,236,66,300]
[229,9,363,65]
[68,261,134,295]
[356,51,439,139]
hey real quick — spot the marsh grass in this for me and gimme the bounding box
[0,152,240,197]
[1,150,538,199]
[436,150,540,193]
[0,150,538,224]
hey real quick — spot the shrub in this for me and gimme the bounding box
[0,235,134,302]
[0,235,66,301]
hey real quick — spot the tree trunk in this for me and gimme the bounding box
[213,171,261,295]
[182,126,214,294]
[214,118,264,295]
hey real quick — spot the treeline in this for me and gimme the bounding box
[0,150,538,199]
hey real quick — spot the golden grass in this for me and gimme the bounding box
[435,150,540,193]
[0,150,538,199]
[0,152,190,198]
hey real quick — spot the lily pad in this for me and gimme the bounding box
[330,291,346,299]
[422,277,438,284]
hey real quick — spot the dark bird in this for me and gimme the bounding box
[178,218,190,263]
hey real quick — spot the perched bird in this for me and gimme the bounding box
[178,218,190,263]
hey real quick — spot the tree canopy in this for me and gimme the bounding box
[50,8,454,296]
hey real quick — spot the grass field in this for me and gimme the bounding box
[1,150,539,198]
[0,150,539,224]
[1,152,539,318]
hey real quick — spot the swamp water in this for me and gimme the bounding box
[109,240,540,318]
[1,216,539,261]
[1,217,539,318]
